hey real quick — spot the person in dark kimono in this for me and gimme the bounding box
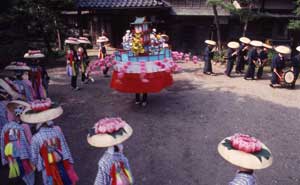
[291,46,300,89]
[203,40,216,75]
[225,42,239,77]
[99,43,110,77]
[256,44,272,79]
[236,37,251,74]
[244,41,263,80]
[270,46,290,88]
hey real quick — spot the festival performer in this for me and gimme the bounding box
[21,99,79,185]
[257,44,272,79]
[203,40,217,75]
[5,62,35,101]
[244,40,263,80]
[236,37,251,74]
[87,117,133,185]
[218,133,273,185]
[122,30,132,51]
[225,42,240,77]
[97,36,110,77]
[150,28,159,55]
[24,50,48,99]
[110,17,174,106]
[160,33,169,49]
[0,97,8,136]
[0,100,35,185]
[65,37,80,91]
[270,46,291,88]
[291,46,300,89]
[77,37,91,83]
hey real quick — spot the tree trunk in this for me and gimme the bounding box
[243,2,254,37]
[212,4,221,53]
[243,19,248,37]
[54,19,62,50]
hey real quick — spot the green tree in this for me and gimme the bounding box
[1,0,74,53]
[288,0,300,30]
[206,0,237,52]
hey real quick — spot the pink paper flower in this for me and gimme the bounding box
[230,133,262,153]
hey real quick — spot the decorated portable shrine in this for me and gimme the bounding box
[110,17,174,93]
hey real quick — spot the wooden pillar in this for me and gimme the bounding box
[78,10,83,36]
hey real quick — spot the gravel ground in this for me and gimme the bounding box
[1,60,300,185]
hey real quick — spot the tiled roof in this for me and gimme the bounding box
[77,0,169,9]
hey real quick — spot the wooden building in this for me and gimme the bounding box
[74,0,298,54]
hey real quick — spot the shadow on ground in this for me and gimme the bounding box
[1,69,300,185]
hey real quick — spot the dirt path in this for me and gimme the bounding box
[1,60,299,185]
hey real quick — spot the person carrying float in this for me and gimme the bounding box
[21,99,78,185]
[24,50,48,99]
[244,40,263,80]
[256,43,272,79]
[236,37,251,74]
[225,42,240,77]
[5,62,35,102]
[291,46,300,89]
[110,17,174,106]
[97,36,110,77]
[87,117,133,185]
[77,37,92,83]
[218,133,273,185]
[0,100,35,185]
[269,46,291,88]
[203,40,217,75]
[65,37,80,91]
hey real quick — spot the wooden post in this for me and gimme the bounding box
[78,10,83,36]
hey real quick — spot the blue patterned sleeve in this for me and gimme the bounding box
[0,126,7,165]
[94,162,108,185]
[58,131,74,163]
[30,136,39,167]
[19,128,31,160]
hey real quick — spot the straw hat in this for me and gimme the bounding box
[87,117,133,148]
[227,42,240,49]
[296,46,300,52]
[24,50,45,59]
[205,40,216,46]
[274,46,291,55]
[21,104,63,124]
[161,34,169,42]
[97,36,109,43]
[5,62,31,71]
[263,43,273,49]
[239,37,251,44]
[65,37,79,45]
[250,40,263,47]
[7,100,30,113]
[0,79,19,100]
[78,37,91,44]
[218,134,273,170]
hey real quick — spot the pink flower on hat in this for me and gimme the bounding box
[231,133,262,153]
[94,117,126,134]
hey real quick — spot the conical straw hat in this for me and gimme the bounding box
[205,40,216,46]
[227,41,240,49]
[274,46,291,55]
[239,37,251,44]
[218,134,273,170]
